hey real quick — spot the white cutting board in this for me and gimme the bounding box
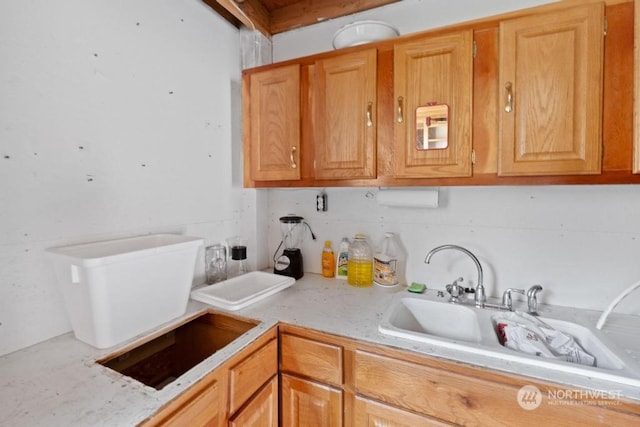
[190,271,295,311]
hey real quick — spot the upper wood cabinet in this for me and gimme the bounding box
[242,1,637,187]
[392,30,474,178]
[314,49,377,179]
[498,3,605,176]
[635,0,640,174]
[245,64,301,181]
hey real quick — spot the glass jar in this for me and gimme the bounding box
[347,234,373,287]
[227,236,251,278]
[205,244,227,284]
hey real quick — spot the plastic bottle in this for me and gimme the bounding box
[374,232,405,287]
[347,234,373,287]
[335,237,350,280]
[321,240,335,278]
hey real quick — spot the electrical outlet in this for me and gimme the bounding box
[316,193,328,212]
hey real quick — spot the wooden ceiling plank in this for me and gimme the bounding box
[208,0,272,36]
[269,0,401,34]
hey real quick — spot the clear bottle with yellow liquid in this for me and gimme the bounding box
[347,234,373,287]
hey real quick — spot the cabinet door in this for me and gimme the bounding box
[498,3,605,176]
[228,338,278,414]
[229,376,278,427]
[281,374,343,427]
[314,49,377,179]
[247,64,301,181]
[354,396,452,427]
[141,373,221,427]
[393,30,473,178]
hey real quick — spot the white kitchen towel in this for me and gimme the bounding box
[495,312,596,366]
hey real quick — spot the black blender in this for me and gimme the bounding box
[274,215,315,279]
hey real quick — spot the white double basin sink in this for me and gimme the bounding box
[378,290,640,387]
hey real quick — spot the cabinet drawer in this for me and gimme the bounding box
[229,338,278,414]
[354,395,453,427]
[355,350,639,426]
[280,333,342,386]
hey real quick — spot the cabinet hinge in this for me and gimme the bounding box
[604,17,608,37]
[473,40,477,59]
[313,159,316,170]
[471,149,476,165]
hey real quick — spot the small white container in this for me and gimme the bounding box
[46,234,203,348]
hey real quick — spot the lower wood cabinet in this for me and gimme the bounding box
[354,396,452,427]
[229,376,278,427]
[279,324,640,427]
[281,374,343,427]
[139,326,277,427]
[144,323,640,426]
[142,370,222,427]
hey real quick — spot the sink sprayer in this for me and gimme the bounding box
[596,278,640,330]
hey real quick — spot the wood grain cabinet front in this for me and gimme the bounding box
[392,30,474,178]
[229,376,278,427]
[313,49,378,180]
[498,2,605,176]
[354,395,453,427]
[244,64,301,182]
[140,370,222,427]
[279,330,344,427]
[281,374,343,427]
[140,327,278,427]
[354,348,640,426]
[280,332,343,387]
[228,338,278,414]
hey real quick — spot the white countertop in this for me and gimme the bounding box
[1,274,639,426]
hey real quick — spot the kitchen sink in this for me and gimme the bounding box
[379,291,640,386]
[380,297,483,343]
[98,311,259,389]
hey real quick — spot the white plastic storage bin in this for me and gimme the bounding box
[46,234,203,348]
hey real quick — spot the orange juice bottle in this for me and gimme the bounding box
[321,240,335,278]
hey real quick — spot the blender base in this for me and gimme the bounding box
[274,248,304,279]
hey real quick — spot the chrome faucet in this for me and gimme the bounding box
[527,285,543,315]
[425,245,486,308]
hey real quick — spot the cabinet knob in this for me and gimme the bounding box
[504,82,513,113]
[396,96,404,124]
[290,146,297,169]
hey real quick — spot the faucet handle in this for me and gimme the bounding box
[445,277,465,302]
[502,288,525,311]
[445,277,464,295]
[527,285,543,315]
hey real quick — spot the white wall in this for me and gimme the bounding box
[267,186,640,315]
[0,0,269,356]
[266,0,640,316]
[272,0,558,61]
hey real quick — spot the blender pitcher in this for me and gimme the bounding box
[274,215,315,279]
